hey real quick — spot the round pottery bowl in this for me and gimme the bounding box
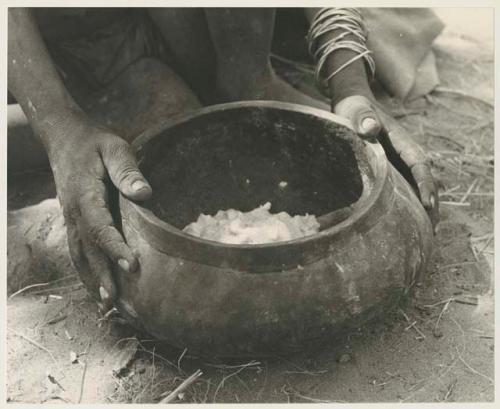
[115,101,433,357]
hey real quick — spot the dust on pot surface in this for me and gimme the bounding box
[116,101,433,357]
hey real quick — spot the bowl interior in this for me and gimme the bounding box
[137,105,370,230]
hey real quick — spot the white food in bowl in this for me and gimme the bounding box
[183,202,319,244]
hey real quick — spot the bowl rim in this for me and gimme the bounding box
[120,101,390,270]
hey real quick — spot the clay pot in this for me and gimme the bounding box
[116,101,433,357]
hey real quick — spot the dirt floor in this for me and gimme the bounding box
[6,10,494,404]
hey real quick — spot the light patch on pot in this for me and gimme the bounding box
[346,281,362,314]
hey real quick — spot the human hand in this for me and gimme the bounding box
[333,95,439,229]
[44,112,152,311]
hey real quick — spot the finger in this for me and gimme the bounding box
[387,127,436,205]
[411,163,436,209]
[385,126,440,229]
[66,221,86,273]
[63,206,85,267]
[82,239,116,312]
[66,221,103,300]
[387,128,426,169]
[428,197,440,233]
[411,164,440,230]
[100,138,152,201]
[79,182,138,273]
[333,95,382,139]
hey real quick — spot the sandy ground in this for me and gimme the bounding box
[6,10,494,404]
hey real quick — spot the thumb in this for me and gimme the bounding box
[100,139,152,201]
[333,95,382,139]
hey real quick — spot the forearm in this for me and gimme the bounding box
[305,8,374,107]
[8,8,83,154]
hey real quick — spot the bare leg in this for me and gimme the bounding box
[204,8,328,110]
[148,8,215,103]
[8,58,201,171]
[84,58,201,143]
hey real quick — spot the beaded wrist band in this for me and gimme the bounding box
[307,8,375,92]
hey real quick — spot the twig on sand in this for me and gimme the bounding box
[9,275,80,299]
[402,358,458,402]
[78,361,88,403]
[421,297,455,308]
[137,342,177,370]
[449,317,493,385]
[177,348,187,373]
[28,282,84,296]
[111,336,139,350]
[283,369,328,375]
[281,384,345,403]
[422,296,479,310]
[46,314,68,325]
[476,236,494,258]
[405,321,418,331]
[213,360,260,402]
[456,346,493,384]
[471,233,494,242]
[465,119,493,133]
[443,379,457,401]
[206,360,261,370]
[426,131,466,150]
[202,379,212,403]
[399,309,425,340]
[439,201,470,207]
[441,185,461,195]
[441,192,493,198]
[453,296,479,306]
[470,239,481,261]
[434,298,453,334]
[8,327,58,367]
[159,369,203,403]
[9,283,51,299]
[460,178,478,203]
[78,341,91,404]
[291,393,338,403]
[151,346,156,399]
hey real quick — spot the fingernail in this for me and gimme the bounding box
[429,195,436,208]
[131,180,148,192]
[361,117,377,133]
[99,286,109,301]
[118,258,130,272]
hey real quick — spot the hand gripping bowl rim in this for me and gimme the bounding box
[119,101,393,271]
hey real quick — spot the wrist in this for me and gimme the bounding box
[329,72,374,107]
[35,105,89,160]
[307,8,375,108]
